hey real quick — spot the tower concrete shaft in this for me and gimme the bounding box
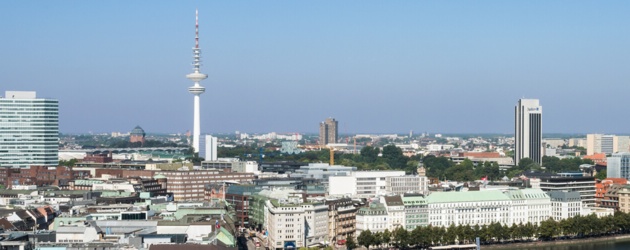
[186,9,207,153]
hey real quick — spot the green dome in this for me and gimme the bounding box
[131,126,145,136]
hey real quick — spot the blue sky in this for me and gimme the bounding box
[1,1,629,134]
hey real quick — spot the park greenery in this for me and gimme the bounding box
[356,212,630,249]
[220,144,597,181]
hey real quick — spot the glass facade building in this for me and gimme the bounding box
[0,91,58,167]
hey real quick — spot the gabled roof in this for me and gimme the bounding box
[0,218,16,231]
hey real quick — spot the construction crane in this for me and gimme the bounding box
[329,147,335,166]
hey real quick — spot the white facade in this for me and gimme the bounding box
[515,99,542,166]
[266,200,305,249]
[587,134,629,155]
[385,175,428,195]
[427,190,512,227]
[328,171,405,198]
[382,196,405,230]
[0,91,59,168]
[199,135,218,161]
[425,189,551,227]
[302,203,329,246]
[355,203,388,235]
[504,189,551,225]
[614,136,630,153]
[549,191,582,221]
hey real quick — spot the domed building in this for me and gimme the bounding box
[130,126,146,146]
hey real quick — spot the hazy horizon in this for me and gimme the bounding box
[2,1,630,134]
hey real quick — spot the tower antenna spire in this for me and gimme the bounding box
[195,8,199,49]
[186,9,208,154]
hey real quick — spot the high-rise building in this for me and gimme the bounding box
[514,99,542,166]
[607,152,630,180]
[199,135,217,161]
[0,91,58,168]
[319,118,338,145]
[185,10,208,153]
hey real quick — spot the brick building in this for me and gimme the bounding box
[82,153,113,163]
[94,168,254,201]
[0,166,90,188]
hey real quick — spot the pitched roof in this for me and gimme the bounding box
[383,195,404,206]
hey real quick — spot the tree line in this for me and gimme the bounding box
[355,211,630,249]
[219,144,597,180]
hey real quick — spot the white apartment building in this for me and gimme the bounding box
[302,202,329,247]
[328,171,406,198]
[382,196,405,230]
[548,191,581,221]
[0,91,59,168]
[266,199,305,249]
[355,203,388,236]
[385,175,429,195]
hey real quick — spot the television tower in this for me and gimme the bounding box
[186,9,207,153]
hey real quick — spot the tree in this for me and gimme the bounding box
[391,227,409,249]
[538,218,558,240]
[381,229,391,247]
[423,155,453,179]
[357,230,374,249]
[360,146,380,163]
[372,231,383,249]
[517,157,535,172]
[59,159,77,167]
[595,170,607,180]
[346,235,357,250]
[381,145,408,169]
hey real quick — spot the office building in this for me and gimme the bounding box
[548,191,582,221]
[0,91,58,168]
[608,153,630,180]
[385,175,429,195]
[539,176,596,207]
[587,134,630,155]
[319,118,338,145]
[199,135,217,161]
[265,199,306,249]
[514,99,542,166]
[328,171,406,198]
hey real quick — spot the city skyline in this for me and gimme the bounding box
[2,2,630,134]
